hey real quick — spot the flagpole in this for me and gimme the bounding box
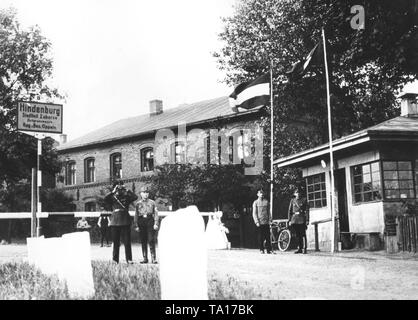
[270,60,274,222]
[322,28,338,253]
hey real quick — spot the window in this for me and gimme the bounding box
[65,161,76,185]
[382,161,415,199]
[237,130,255,166]
[172,142,185,164]
[85,202,96,212]
[110,153,122,179]
[228,136,234,163]
[306,173,327,208]
[352,161,382,203]
[141,147,154,172]
[237,133,249,160]
[84,158,95,183]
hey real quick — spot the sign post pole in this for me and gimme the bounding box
[31,168,37,237]
[17,100,63,237]
[36,134,44,237]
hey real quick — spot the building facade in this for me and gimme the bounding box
[56,97,266,247]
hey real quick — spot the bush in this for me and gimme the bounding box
[0,261,269,300]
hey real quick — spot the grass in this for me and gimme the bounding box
[0,262,68,300]
[0,261,269,300]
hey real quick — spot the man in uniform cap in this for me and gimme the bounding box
[288,189,309,254]
[134,186,159,264]
[104,180,138,263]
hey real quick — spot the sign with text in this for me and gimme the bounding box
[17,101,63,134]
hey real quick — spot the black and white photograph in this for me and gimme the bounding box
[0,0,418,306]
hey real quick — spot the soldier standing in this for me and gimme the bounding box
[104,180,138,264]
[134,186,159,264]
[252,189,272,254]
[288,189,310,254]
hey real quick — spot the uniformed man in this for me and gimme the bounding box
[104,180,138,264]
[252,189,272,254]
[288,189,310,254]
[134,186,159,264]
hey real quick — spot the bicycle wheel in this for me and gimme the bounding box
[278,229,292,251]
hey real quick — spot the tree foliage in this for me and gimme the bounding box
[145,164,256,212]
[215,0,418,198]
[0,8,63,210]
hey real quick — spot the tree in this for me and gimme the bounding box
[145,164,255,213]
[0,8,63,211]
[214,0,418,203]
[0,8,64,241]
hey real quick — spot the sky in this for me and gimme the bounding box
[1,0,236,141]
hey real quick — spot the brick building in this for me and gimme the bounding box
[56,97,266,247]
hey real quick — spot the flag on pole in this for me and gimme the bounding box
[286,42,323,79]
[229,73,270,112]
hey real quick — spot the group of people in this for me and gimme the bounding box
[252,188,309,254]
[78,182,308,261]
[76,214,111,247]
[102,180,159,264]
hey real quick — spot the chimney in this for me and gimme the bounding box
[400,93,418,118]
[149,99,163,116]
[59,134,67,144]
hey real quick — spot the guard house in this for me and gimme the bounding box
[274,93,418,251]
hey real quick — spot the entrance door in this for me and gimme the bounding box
[335,168,349,232]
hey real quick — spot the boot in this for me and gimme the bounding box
[151,250,158,264]
[140,251,148,264]
[140,245,148,263]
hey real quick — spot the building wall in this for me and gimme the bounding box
[303,163,332,250]
[57,118,261,212]
[57,138,155,211]
[306,221,331,251]
[341,150,385,234]
[348,202,384,233]
[303,149,386,250]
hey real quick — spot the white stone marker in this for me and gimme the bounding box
[27,232,95,299]
[27,236,44,267]
[61,231,95,299]
[40,237,63,276]
[158,205,208,300]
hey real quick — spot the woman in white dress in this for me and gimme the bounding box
[205,211,229,249]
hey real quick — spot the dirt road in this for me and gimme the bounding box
[1,244,417,299]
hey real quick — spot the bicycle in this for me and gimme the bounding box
[270,219,295,252]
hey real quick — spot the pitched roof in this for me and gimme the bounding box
[274,115,418,168]
[58,96,260,151]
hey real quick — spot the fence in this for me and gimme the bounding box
[397,215,418,253]
[0,211,221,242]
[0,211,220,219]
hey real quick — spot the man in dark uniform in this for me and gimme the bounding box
[134,186,159,264]
[252,189,272,254]
[288,189,310,254]
[104,180,138,263]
